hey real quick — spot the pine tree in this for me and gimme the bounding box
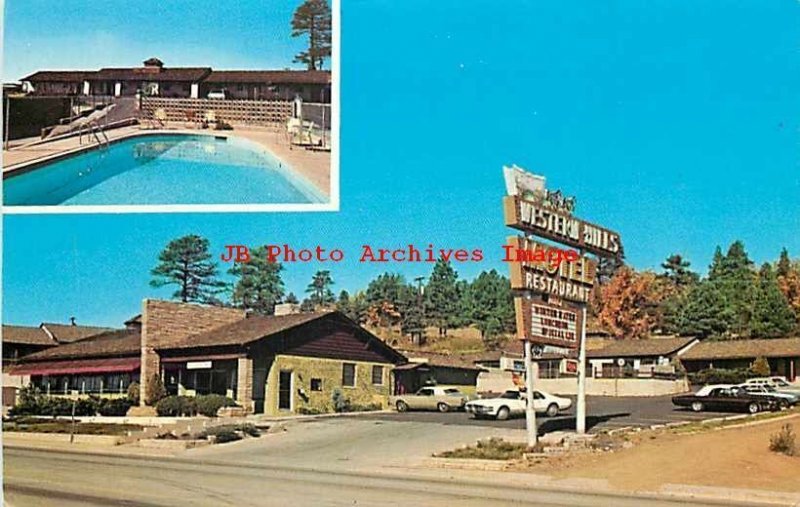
[365,273,407,328]
[679,280,735,338]
[291,0,332,71]
[708,241,757,337]
[750,263,796,338]
[469,270,515,348]
[777,248,792,278]
[424,259,459,337]
[150,235,225,304]
[228,245,285,314]
[285,292,300,304]
[660,254,700,288]
[306,270,335,307]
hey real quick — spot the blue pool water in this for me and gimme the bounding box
[3,134,325,206]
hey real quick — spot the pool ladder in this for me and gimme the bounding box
[78,121,110,149]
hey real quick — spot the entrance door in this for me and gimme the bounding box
[278,371,292,411]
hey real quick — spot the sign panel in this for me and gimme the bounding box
[515,298,581,348]
[507,236,596,303]
[503,195,621,258]
[186,361,212,370]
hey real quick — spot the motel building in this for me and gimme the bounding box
[9,300,406,415]
[20,58,331,103]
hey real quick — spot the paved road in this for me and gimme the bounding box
[4,447,750,507]
[361,395,736,432]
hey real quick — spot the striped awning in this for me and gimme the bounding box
[10,357,140,376]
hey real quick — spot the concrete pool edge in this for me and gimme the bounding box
[2,128,333,210]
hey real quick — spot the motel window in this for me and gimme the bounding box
[310,378,322,391]
[371,366,384,385]
[342,363,356,387]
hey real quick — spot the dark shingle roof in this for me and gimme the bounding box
[681,338,800,361]
[587,336,698,359]
[94,67,211,82]
[206,70,331,85]
[157,312,331,350]
[42,323,115,343]
[21,329,141,361]
[2,325,56,346]
[22,71,92,82]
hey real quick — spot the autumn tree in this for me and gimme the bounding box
[596,266,661,340]
[291,0,332,71]
[150,235,225,304]
[228,245,285,314]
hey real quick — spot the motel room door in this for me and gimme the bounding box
[278,370,292,411]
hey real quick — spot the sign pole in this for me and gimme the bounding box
[524,339,537,447]
[576,305,588,434]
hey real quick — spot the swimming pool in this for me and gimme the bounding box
[3,134,326,206]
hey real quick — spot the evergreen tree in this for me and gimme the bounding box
[750,263,796,338]
[452,280,474,328]
[679,281,735,338]
[365,273,408,328]
[708,246,725,280]
[660,254,699,288]
[469,270,515,348]
[228,245,285,314]
[708,241,756,337]
[150,234,225,304]
[291,0,332,71]
[336,290,352,316]
[306,270,335,307]
[424,259,459,337]
[284,292,300,304]
[777,248,792,278]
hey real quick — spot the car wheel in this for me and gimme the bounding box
[748,402,759,414]
[496,406,510,421]
[691,401,704,412]
[779,399,790,410]
[437,402,450,413]
[396,400,409,413]
[546,403,559,418]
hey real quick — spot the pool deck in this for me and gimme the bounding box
[2,125,332,198]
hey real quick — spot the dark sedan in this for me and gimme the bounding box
[672,385,778,414]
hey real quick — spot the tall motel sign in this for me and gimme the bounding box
[502,165,622,446]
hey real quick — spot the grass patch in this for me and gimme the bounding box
[435,438,536,460]
[3,419,142,436]
[669,407,800,436]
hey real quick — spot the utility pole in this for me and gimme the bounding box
[576,305,588,434]
[524,339,537,447]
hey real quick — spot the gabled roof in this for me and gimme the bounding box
[19,329,141,361]
[94,67,212,82]
[2,325,56,346]
[587,336,698,359]
[681,338,800,361]
[41,323,115,343]
[399,351,487,371]
[205,70,331,84]
[21,71,91,82]
[157,311,333,350]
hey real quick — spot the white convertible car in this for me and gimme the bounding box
[465,390,572,420]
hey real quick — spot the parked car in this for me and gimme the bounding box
[391,386,469,413]
[672,385,778,414]
[207,90,227,99]
[464,389,572,420]
[746,377,800,395]
[737,383,798,409]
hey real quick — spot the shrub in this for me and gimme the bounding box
[195,394,237,417]
[127,382,140,405]
[97,398,133,416]
[145,375,167,406]
[331,389,350,413]
[155,396,197,417]
[751,357,771,377]
[298,407,324,415]
[688,368,751,385]
[349,402,382,412]
[769,424,797,456]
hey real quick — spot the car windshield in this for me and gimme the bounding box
[444,389,462,395]
[500,391,520,399]
[774,380,790,387]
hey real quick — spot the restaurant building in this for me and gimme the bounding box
[11,300,405,415]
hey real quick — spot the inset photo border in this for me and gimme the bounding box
[1,0,339,213]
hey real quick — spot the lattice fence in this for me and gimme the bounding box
[140,97,293,126]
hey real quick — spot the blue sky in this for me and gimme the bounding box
[4,0,800,327]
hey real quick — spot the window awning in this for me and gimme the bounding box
[11,357,140,376]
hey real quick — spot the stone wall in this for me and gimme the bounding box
[263,355,391,416]
[139,299,245,405]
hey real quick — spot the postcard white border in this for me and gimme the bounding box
[1,0,341,215]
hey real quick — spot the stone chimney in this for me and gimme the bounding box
[274,303,302,316]
[139,299,246,406]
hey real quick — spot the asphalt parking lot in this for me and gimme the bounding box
[360,395,736,433]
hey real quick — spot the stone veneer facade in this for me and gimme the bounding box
[139,299,246,406]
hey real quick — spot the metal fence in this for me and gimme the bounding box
[140,97,293,127]
[300,102,332,149]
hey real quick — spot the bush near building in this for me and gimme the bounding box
[769,424,797,456]
[9,385,134,417]
[155,394,238,417]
